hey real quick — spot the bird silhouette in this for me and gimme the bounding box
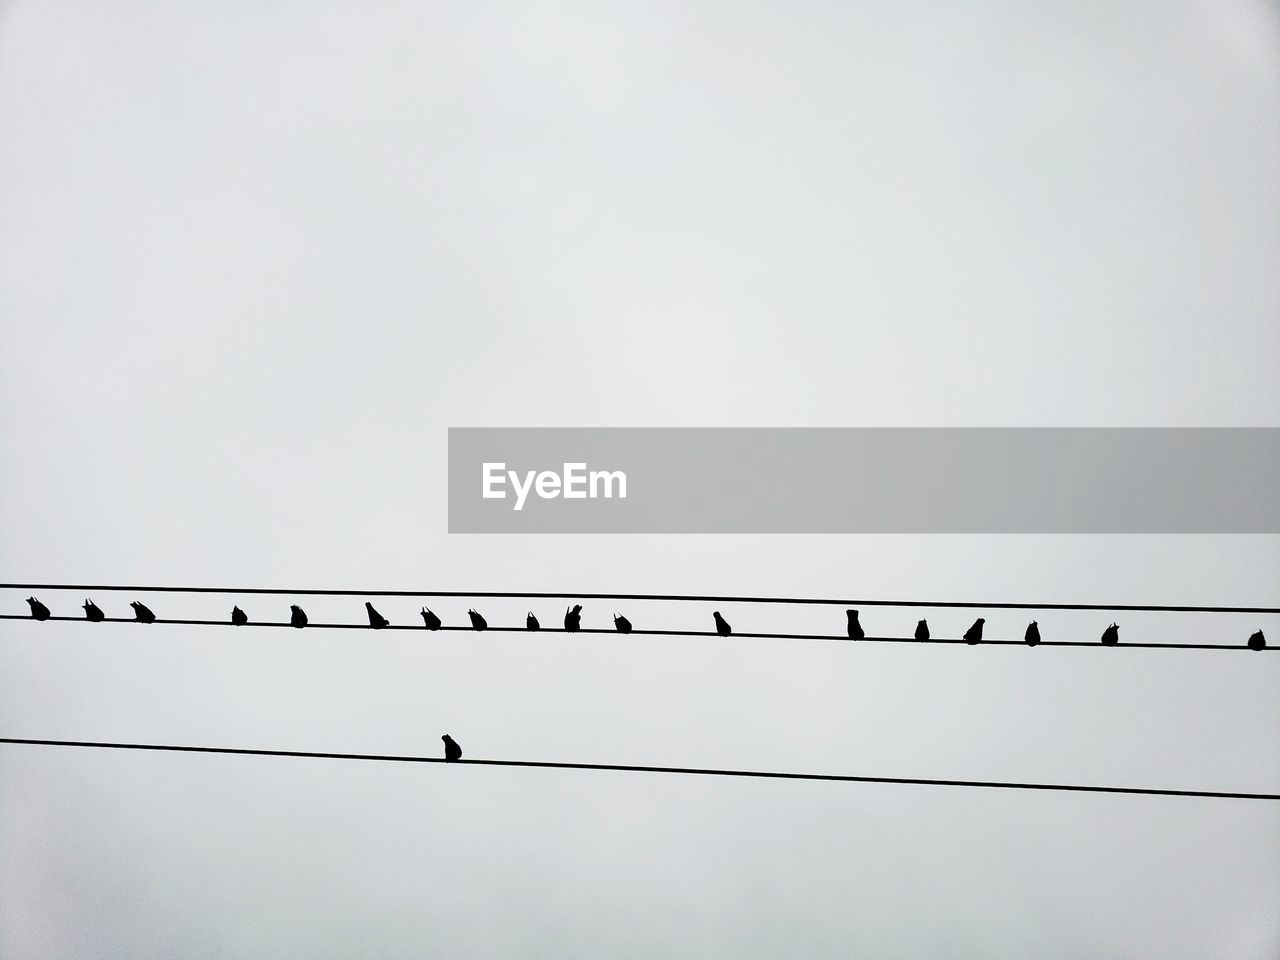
[82,600,104,622]
[713,611,732,637]
[468,609,487,630]
[130,601,156,624]
[26,597,51,621]
[846,609,864,640]
[915,619,929,641]
[365,602,389,629]
[613,613,632,633]
[290,605,308,628]
[564,604,583,631]
[963,618,985,644]
[1247,630,1266,651]
[231,606,248,626]
[526,612,540,630]
[442,734,462,762]
[420,607,442,630]
[1101,623,1119,646]
[1025,621,1040,646]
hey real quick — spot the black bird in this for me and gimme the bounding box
[1101,623,1119,646]
[613,613,632,634]
[290,605,308,628]
[442,734,462,762]
[420,607,442,630]
[1024,621,1040,646]
[526,612,540,630]
[1247,630,1266,651]
[713,611,732,637]
[26,597,51,621]
[963,618,985,645]
[130,601,156,624]
[231,606,248,626]
[82,600,104,622]
[468,609,487,630]
[564,604,583,631]
[914,619,929,641]
[366,602,389,629]
[846,609,864,640]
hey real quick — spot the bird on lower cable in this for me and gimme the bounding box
[613,613,632,634]
[713,612,732,637]
[564,604,583,631]
[420,607,442,630]
[1024,621,1040,646]
[468,609,487,630]
[366,602,389,629]
[26,597,51,621]
[846,609,864,640]
[231,606,248,626]
[1101,623,1119,646]
[290,605,308,628]
[526,612,540,630]
[442,734,463,762]
[1247,630,1266,651]
[130,601,156,624]
[963,618,985,645]
[915,619,929,641]
[82,600,105,622]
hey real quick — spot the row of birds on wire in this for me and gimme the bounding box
[15,596,1270,649]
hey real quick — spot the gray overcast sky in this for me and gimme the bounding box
[1,2,1278,957]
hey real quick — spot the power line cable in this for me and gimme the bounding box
[2,737,1275,801]
[0,614,1268,650]
[2,582,1275,614]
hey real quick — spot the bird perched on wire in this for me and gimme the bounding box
[231,606,248,626]
[420,607,442,630]
[564,604,583,631]
[526,612,540,630]
[1024,621,1040,646]
[1101,623,1119,646]
[713,612,732,636]
[130,601,156,624]
[613,613,632,634]
[26,597,51,621]
[442,734,463,762]
[915,619,929,641]
[82,600,105,622]
[963,618,985,645]
[1247,630,1266,651]
[468,609,487,630]
[290,605,308,628]
[846,609,864,640]
[365,602,389,629]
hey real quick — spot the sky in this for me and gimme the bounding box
[1,1,1279,957]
